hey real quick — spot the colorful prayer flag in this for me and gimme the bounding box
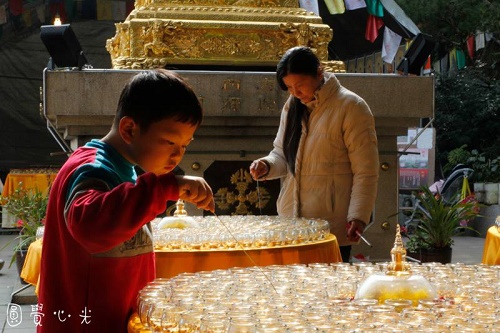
[0,5,6,25]
[381,26,402,64]
[299,0,319,15]
[432,60,440,74]
[65,0,76,21]
[365,14,384,43]
[423,56,431,75]
[344,0,366,10]
[365,0,384,17]
[466,34,474,59]
[440,53,448,74]
[22,9,32,27]
[456,49,465,69]
[97,0,112,20]
[8,0,23,16]
[448,48,457,74]
[323,0,345,15]
[36,4,45,24]
[475,32,485,50]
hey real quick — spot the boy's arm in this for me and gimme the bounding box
[65,172,178,254]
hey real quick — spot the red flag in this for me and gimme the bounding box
[8,0,23,16]
[365,15,384,43]
[466,34,475,59]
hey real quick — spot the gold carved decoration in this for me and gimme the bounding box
[139,0,295,8]
[322,60,346,73]
[142,20,179,57]
[106,0,341,70]
[214,168,271,215]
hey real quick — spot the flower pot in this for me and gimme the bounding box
[484,183,499,205]
[407,247,452,264]
[473,182,485,203]
[14,249,29,285]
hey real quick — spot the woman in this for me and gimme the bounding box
[250,46,379,262]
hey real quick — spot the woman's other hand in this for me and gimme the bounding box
[346,219,365,242]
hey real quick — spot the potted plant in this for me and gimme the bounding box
[404,186,480,264]
[446,146,500,204]
[0,182,48,277]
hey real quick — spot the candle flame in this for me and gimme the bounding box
[53,14,62,26]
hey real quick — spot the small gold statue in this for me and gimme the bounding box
[173,199,187,217]
[386,225,412,275]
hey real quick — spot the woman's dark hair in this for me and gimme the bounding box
[115,69,202,131]
[276,47,320,176]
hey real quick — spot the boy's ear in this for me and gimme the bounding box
[119,117,138,144]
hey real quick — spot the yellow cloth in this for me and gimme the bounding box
[20,239,43,294]
[2,171,57,198]
[482,226,500,265]
[155,234,342,278]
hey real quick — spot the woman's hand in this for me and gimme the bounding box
[249,160,269,180]
[346,219,365,242]
[175,175,215,213]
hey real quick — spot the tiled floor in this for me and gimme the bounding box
[1,233,37,333]
[0,231,489,332]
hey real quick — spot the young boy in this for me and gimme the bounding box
[37,69,214,332]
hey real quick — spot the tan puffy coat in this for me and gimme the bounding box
[261,72,379,246]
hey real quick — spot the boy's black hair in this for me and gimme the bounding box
[276,47,320,176]
[115,69,203,130]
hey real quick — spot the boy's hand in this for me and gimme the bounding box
[176,175,215,213]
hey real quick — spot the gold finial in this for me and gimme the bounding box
[173,199,187,217]
[387,225,411,275]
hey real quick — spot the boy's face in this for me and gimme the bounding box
[129,117,197,175]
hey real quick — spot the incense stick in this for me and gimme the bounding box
[356,231,373,247]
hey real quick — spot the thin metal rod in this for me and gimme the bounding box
[406,256,421,263]
[398,118,434,159]
[212,212,277,294]
[356,231,373,248]
[256,180,262,215]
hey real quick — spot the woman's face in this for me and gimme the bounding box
[282,70,323,104]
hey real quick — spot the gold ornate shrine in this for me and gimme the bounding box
[106,0,342,70]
